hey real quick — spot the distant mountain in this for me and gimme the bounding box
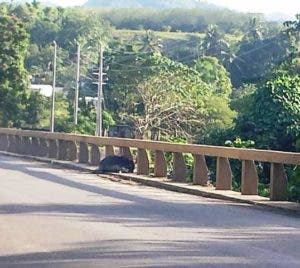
[84,0,217,9]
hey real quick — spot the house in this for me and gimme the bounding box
[30,84,64,97]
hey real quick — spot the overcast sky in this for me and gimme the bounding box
[43,0,300,17]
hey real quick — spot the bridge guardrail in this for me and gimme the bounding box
[0,128,299,201]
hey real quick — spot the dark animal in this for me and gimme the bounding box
[93,155,135,174]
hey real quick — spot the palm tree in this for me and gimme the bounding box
[284,14,300,53]
[244,18,263,41]
[201,25,232,68]
[138,30,163,54]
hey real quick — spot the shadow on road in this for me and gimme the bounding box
[0,155,300,268]
[0,238,298,268]
[0,155,297,229]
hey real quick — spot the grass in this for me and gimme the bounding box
[113,29,202,41]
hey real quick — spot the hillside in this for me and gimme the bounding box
[84,0,217,9]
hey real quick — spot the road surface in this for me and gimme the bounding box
[0,155,299,267]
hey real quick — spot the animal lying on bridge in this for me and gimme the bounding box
[93,155,135,174]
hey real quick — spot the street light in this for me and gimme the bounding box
[50,41,57,133]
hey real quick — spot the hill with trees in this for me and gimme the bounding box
[84,0,217,9]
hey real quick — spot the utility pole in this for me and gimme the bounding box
[50,41,57,133]
[74,42,80,125]
[96,44,104,137]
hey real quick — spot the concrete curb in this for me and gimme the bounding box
[1,151,299,216]
[113,174,300,216]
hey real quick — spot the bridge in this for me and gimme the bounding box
[0,128,300,267]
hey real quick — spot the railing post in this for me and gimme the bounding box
[20,136,30,155]
[105,145,114,157]
[216,157,232,190]
[7,135,16,153]
[36,138,43,156]
[39,138,48,157]
[270,163,287,201]
[154,150,167,177]
[193,154,209,186]
[90,144,101,165]
[79,142,89,163]
[137,148,149,175]
[19,136,25,155]
[48,139,58,158]
[173,152,186,182]
[7,135,12,152]
[241,160,258,195]
[0,134,8,151]
[57,140,68,160]
[67,141,77,161]
[31,137,40,156]
[22,136,32,155]
[14,136,22,154]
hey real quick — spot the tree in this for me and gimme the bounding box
[0,4,29,126]
[242,17,264,42]
[11,1,42,28]
[123,73,206,139]
[284,14,300,54]
[228,17,299,87]
[104,48,158,114]
[194,56,232,98]
[230,32,292,87]
[137,30,163,53]
[235,74,300,151]
[119,55,235,140]
[29,7,62,47]
[22,91,48,128]
[201,25,230,66]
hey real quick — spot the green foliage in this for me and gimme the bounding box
[0,4,29,127]
[85,0,213,9]
[230,33,292,87]
[138,29,163,53]
[225,137,255,148]
[21,4,112,94]
[235,74,300,151]
[284,14,300,55]
[22,91,48,127]
[287,138,300,202]
[51,96,115,135]
[231,84,257,114]
[201,25,230,65]
[287,166,300,202]
[258,183,270,198]
[75,102,115,135]
[113,53,235,140]
[2,2,299,147]
[49,94,73,132]
[194,56,232,98]
[89,7,259,34]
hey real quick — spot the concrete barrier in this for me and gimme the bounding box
[0,127,299,201]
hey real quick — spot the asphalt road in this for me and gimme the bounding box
[0,155,299,268]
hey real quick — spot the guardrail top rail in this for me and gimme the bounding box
[0,128,299,165]
[0,128,299,202]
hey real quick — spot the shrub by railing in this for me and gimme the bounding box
[0,128,299,201]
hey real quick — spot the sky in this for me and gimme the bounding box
[207,0,299,17]
[42,0,300,18]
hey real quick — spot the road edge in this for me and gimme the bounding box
[1,151,299,217]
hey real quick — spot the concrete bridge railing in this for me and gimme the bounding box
[0,128,299,201]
